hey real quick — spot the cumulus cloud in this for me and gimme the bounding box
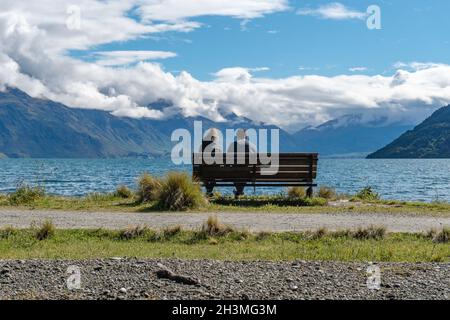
[94,51,177,66]
[349,67,367,72]
[297,2,366,20]
[213,67,269,82]
[138,0,289,22]
[1,0,450,132]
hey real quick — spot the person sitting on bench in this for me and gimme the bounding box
[227,128,256,154]
[226,129,256,196]
[200,128,222,195]
[200,128,222,158]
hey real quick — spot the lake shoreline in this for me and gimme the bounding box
[2,158,450,202]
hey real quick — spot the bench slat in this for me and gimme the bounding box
[196,170,317,179]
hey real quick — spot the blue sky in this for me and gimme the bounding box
[79,0,450,80]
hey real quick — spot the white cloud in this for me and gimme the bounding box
[1,1,450,131]
[138,0,289,22]
[393,61,443,71]
[213,67,269,82]
[297,2,366,20]
[349,67,367,72]
[94,51,177,66]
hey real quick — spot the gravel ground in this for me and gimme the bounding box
[0,259,448,300]
[0,209,449,233]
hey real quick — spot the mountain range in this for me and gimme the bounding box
[368,105,450,158]
[0,88,416,158]
[293,114,412,158]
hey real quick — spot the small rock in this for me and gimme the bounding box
[119,288,127,294]
[0,268,10,275]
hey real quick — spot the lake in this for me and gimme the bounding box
[0,158,449,203]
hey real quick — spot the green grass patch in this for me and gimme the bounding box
[0,226,447,262]
[8,184,45,205]
[353,186,381,201]
[2,183,450,216]
[1,191,450,216]
[210,195,327,207]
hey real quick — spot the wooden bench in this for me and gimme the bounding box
[192,153,318,197]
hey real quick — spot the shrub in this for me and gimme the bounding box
[317,186,336,200]
[352,226,386,240]
[35,220,56,241]
[114,185,133,199]
[200,216,234,237]
[287,187,306,199]
[355,186,380,201]
[85,192,116,202]
[311,227,328,240]
[146,225,183,242]
[163,225,183,238]
[157,172,206,211]
[119,226,149,240]
[256,231,272,241]
[228,229,251,241]
[433,228,450,244]
[0,226,17,239]
[137,173,161,203]
[425,229,437,239]
[304,228,328,240]
[9,184,45,205]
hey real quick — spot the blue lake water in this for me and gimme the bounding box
[0,158,449,202]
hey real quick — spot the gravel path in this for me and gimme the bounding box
[0,259,448,300]
[0,209,449,233]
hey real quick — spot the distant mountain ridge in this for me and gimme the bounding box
[368,105,450,159]
[292,114,413,157]
[0,88,299,158]
[0,88,418,158]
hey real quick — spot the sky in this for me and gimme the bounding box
[1,0,450,132]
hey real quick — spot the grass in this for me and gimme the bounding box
[210,195,327,208]
[136,173,161,203]
[0,181,450,216]
[8,184,45,205]
[317,186,337,200]
[156,172,207,211]
[200,216,235,237]
[114,185,133,199]
[1,192,450,216]
[34,220,56,241]
[353,186,381,201]
[432,228,450,244]
[0,224,447,262]
[287,187,306,199]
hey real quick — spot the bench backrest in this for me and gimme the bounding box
[192,153,318,183]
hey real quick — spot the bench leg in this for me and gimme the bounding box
[233,184,246,198]
[205,183,215,197]
[306,187,314,198]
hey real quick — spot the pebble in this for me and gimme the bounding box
[118,288,127,295]
[0,259,447,300]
